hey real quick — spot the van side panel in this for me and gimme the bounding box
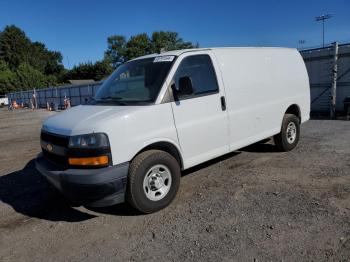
[212,48,310,151]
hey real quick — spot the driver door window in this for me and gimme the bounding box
[173,55,219,99]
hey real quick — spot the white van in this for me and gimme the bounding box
[36,47,310,213]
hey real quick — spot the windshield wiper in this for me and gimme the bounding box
[94,96,152,105]
[95,96,129,105]
[99,96,126,100]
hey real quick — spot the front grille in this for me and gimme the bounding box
[41,131,69,168]
[41,131,69,147]
[42,150,68,168]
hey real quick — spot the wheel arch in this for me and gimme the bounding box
[285,104,301,122]
[132,140,184,170]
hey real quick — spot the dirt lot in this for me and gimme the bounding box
[0,108,349,262]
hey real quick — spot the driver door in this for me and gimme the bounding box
[170,52,229,168]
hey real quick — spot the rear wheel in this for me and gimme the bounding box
[127,150,181,213]
[274,114,300,151]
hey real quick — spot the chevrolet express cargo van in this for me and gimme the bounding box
[36,47,310,213]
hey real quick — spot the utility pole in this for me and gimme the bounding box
[315,14,333,48]
[330,42,338,119]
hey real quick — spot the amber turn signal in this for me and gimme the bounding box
[68,156,109,166]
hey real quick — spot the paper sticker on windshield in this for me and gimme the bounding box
[153,56,175,63]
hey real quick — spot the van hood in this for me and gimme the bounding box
[42,105,139,136]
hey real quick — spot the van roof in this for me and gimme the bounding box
[132,47,296,61]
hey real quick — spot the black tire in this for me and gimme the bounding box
[127,150,181,213]
[274,114,300,152]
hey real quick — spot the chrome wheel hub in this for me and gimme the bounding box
[143,164,172,201]
[286,122,297,144]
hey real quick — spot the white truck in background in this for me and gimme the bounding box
[36,47,310,213]
[0,96,9,106]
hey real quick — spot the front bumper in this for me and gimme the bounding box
[35,153,129,207]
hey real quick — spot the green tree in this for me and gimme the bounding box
[93,60,113,80]
[104,35,127,68]
[0,60,16,94]
[14,63,55,90]
[104,31,199,68]
[125,33,152,60]
[0,25,64,81]
[44,51,64,76]
[65,60,113,81]
[27,42,48,73]
[28,42,64,76]
[65,62,95,80]
[151,31,197,53]
[0,25,31,70]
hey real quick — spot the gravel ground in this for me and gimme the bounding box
[0,108,349,262]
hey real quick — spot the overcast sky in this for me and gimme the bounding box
[1,0,349,68]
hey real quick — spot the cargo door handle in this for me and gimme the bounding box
[220,96,226,111]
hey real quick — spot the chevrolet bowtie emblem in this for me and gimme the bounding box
[46,143,53,152]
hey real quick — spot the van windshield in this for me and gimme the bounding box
[94,57,175,105]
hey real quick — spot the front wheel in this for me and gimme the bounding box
[127,150,181,213]
[274,114,300,151]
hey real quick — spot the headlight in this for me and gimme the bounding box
[68,133,109,148]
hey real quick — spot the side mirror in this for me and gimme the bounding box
[172,76,194,98]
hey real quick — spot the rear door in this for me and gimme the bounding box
[169,52,229,168]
